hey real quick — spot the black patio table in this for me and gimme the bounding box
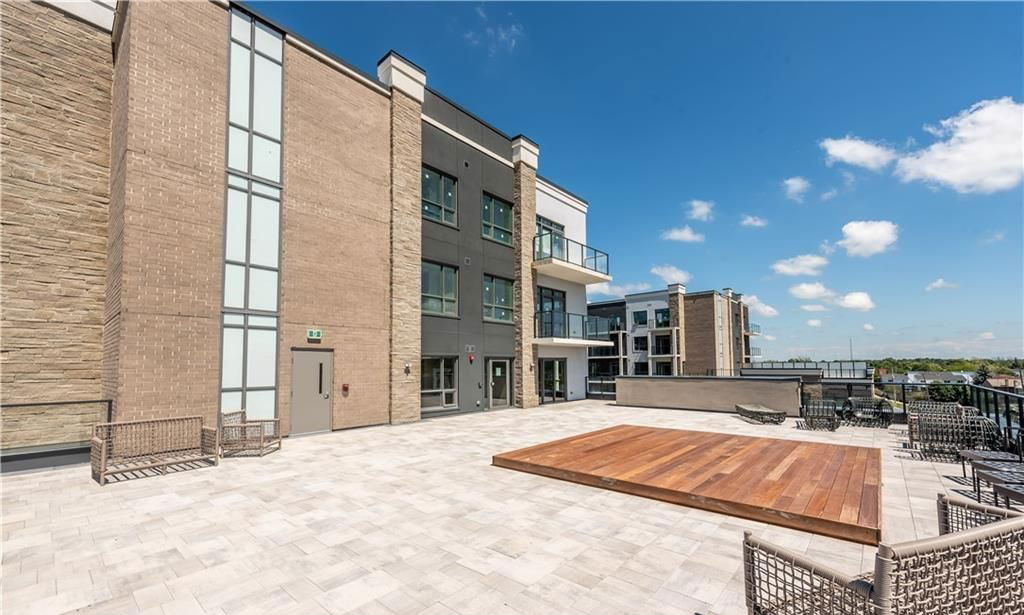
[993,483,1024,509]
[973,468,1024,501]
[957,449,1023,477]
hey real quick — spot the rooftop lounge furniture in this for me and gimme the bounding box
[802,400,840,431]
[736,404,787,425]
[994,483,1024,509]
[220,410,281,457]
[743,493,1024,614]
[842,396,893,427]
[914,411,1001,456]
[906,400,976,447]
[90,416,218,486]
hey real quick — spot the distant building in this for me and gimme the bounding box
[879,371,974,385]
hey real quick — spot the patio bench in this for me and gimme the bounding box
[735,404,786,425]
[220,410,281,457]
[842,396,893,427]
[90,416,218,485]
[743,493,1024,614]
[802,400,840,431]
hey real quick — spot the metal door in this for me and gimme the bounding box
[291,350,332,434]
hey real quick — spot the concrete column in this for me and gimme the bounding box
[668,283,686,376]
[378,52,425,424]
[512,136,540,408]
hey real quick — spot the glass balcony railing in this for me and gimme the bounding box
[535,310,611,341]
[749,346,763,358]
[748,323,761,335]
[534,233,609,275]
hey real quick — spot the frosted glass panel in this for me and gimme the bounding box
[229,43,250,128]
[249,195,279,268]
[248,316,277,327]
[230,11,251,44]
[253,56,281,139]
[254,22,282,61]
[246,329,277,387]
[225,189,247,262]
[248,268,278,311]
[227,174,248,189]
[223,314,244,325]
[221,327,244,388]
[221,391,242,412]
[245,389,276,420]
[228,126,249,172]
[224,264,245,308]
[252,182,280,199]
[251,135,280,182]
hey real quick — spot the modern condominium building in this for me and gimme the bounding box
[0,0,613,465]
[587,285,760,385]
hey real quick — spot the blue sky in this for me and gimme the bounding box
[251,1,1023,360]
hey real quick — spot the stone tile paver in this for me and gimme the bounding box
[1,401,971,614]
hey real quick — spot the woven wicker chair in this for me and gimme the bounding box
[743,494,1024,614]
[914,412,1000,456]
[843,397,894,427]
[906,401,978,448]
[220,410,281,457]
[90,416,218,485]
[803,400,840,431]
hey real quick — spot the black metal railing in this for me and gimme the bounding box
[534,232,609,275]
[1,399,114,462]
[535,310,610,340]
[743,361,873,379]
[586,377,617,398]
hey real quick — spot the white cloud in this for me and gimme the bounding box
[895,97,1023,193]
[783,177,810,202]
[650,265,692,285]
[800,304,829,312]
[979,331,995,340]
[743,295,779,318]
[835,291,875,311]
[660,225,705,243]
[863,323,875,331]
[465,6,525,56]
[981,231,1005,245]
[925,278,958,291]
[771,254,828,276]
[807,319,822,328]
[763,334,777,341]
[741,215,767,228]
[587,282,652,298]
[842,171,856,188]
[820,136,897,171]
[820,188,839,202]
[789,282,835,300]
[688,199,714,221]
[819,240,836,255]
[837,220,899,257]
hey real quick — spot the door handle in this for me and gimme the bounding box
[322,393,330,399]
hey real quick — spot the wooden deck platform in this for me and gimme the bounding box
[493,424,882,545]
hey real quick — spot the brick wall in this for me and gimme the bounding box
[1,1,111,419]
[513,162,539,408]
[683,294,718,375]
[107,0,227,423]
[279,43,393,432]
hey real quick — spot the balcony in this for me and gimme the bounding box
[535,311,614,347]
[748,346,763,359]
[533,233,611,285]
[747,323,761,335]
[649,313,673,330]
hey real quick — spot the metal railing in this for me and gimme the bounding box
[743,361,873,379]
[1,399,114,464]
[748,347,762,358]
[586,377,617,398]
[534,232,609,275]
[535,310,610,340]
[748,323,761,335]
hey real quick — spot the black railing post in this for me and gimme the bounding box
[106,399,113,422]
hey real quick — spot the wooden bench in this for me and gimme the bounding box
[735,404,787,425]
[90,416,218,485]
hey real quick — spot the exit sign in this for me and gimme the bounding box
[306,328,323,342]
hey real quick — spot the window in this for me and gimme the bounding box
[536,286,567,337]
[482,194,513,245]
[421,357,457,410]
[633,336,649,352]
[654,308,670,328]
[653,334,672,355]
[483,275,514,322]
[632,310,648,326]
[422,261,458,316]
[634,362,649,376]
[536,215,565,237]
[422,167,456,225]
[654,361,674,376]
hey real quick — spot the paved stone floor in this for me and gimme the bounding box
[2,401,980,614]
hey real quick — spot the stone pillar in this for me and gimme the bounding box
[668,283,686,376]
[378,52,425,424]
[512,136,540,409]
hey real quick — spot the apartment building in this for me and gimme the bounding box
[0,0,612,465]
[587,285,760,386]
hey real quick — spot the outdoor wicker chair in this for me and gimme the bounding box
[915,412,1001,457]
[220,410,282,457]
[802,400,840,431]
[843,397,893,427]
[743,493,1024,614]
[91,416,218,485]
[906,401,975,448]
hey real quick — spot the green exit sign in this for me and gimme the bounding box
[306,328,323,342]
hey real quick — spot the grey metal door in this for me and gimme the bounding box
[291,350,332,435]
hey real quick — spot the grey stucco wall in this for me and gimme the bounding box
[615,376,802,416]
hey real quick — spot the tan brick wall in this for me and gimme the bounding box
[513,162,539,408]
[107,0,227,423]
[1,1,111,418]
[683,294,718,375]
[386,90,423,425]
[279,43,393,432]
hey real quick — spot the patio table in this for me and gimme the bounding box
[957,449,1022,477]
[993,483,1024,509]
[974,468,1024,501]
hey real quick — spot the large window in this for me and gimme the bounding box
[634,362,649,376]
[633,336,649,352]
[421,357,457,410]
[536,215,564,237]
[632,310,648,326]
[422,167,457,225]
[422,261,458,316]
[483,275,514,322]
[653,334,673,355]
[482,194,513,245]
[654,308,671,328]
[228,9,282,184]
